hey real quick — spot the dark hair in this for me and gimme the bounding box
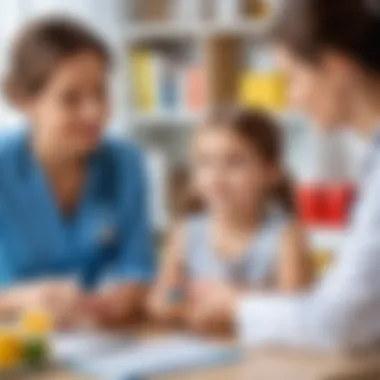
[274,0,380,73]
[3,16,111,104]
[171,107,295,219]
[169,166,204,219]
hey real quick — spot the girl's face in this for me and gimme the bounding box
[276,46,357,129]
[24,51,110,157]
[192,127,275,217]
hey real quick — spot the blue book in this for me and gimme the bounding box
[157,60,179,111]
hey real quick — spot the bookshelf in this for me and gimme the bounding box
[124,0,286,133]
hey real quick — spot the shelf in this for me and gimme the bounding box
[131,112,204,128]
[129,110,307,129]
[125,20,272,43]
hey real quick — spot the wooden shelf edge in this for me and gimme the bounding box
[125,20,272,42]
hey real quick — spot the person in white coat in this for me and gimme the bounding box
[187,0,380,349]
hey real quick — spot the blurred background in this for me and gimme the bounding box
[0,0,369,278]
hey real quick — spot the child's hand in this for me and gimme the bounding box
[146,289,187,325]
[78,284,148,328]
[75,293,109,327]
[187,281,238,334]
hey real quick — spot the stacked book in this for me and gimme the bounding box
[130,49,206,115]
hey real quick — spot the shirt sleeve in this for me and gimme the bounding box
[0,246,12,288]
[101,144,156,286]
[237,156,380,349]
[0,197,14,288]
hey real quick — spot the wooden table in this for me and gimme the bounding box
[20,327,380,380]
[22,350,380,380]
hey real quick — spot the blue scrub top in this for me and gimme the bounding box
[0,131,156,289]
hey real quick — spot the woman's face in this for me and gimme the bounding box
[276,46,356,129]
[192,127,275,217]
[25,51,110,157]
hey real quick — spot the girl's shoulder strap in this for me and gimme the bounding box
[253,206,291,254]
[183,213,210,256]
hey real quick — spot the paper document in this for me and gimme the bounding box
[52,331,133,365]
[77,334,241,380]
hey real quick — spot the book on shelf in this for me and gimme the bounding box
[130,49,207,117]
[130,50,157,111]
[186,66,207,112]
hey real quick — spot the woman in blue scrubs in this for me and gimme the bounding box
[0,17,155,326]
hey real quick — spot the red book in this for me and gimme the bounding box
[186,66,206,111]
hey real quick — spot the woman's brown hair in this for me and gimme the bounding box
[3,16,111,104]
[170,107,295,219]
[274,0,380,73]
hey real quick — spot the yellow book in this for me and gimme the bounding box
[130,50,157,112]
[238,71,287,111]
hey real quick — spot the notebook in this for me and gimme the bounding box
[52,331,134,365]
[73,334,241,380]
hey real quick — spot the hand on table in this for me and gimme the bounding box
[78,284,148,328]
[1,280,84,327]
[187,281,239,334]
[146,288,188,325]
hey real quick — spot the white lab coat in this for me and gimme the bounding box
[238,134,380,349]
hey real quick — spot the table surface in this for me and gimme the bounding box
[19,327,380,380]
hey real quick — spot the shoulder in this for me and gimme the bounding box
[99,138,145,168]
[184,213,209,237]
[275,219,309,268]
[95,139,147,187]
[167,213,208,252]
[264,206,292,233]
[0,130,28,182]
[183,213,210,250]
[186,212,208,227]
[169,214,207,238]
[90,139,147,202]
[257,207,299,253]
[279,219,306,242]
[0,130,26,164]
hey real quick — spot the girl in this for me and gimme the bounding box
[0,17,155,326]
[149,108,312,331]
